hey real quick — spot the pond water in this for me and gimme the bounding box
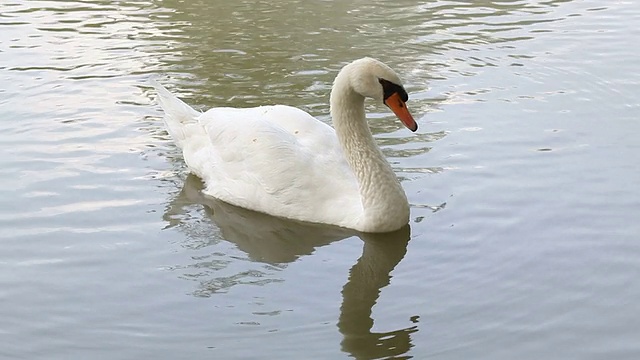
[1,0,639,359]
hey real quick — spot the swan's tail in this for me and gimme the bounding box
[150,79,201,149]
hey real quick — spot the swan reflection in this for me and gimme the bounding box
[339,231,418,359]
[164,174,419,358]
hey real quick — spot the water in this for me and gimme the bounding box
[1,0,639,358]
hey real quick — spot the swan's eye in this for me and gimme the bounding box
[379,78,408,103]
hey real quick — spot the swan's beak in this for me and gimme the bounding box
[384,92,418,132]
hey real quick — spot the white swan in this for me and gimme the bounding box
[152,57,418,233]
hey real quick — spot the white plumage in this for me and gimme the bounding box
[152,58,418,233]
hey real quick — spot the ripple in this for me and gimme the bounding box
[2,0,640,359]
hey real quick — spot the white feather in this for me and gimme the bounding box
[152,58,415,232]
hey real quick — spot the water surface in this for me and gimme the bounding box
[1,0,639,359]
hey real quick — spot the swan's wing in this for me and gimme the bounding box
[184,105,362,225]
[249,105,343,158]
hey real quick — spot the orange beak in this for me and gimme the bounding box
[384,92,418,132]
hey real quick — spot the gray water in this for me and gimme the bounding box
[1,0,640,359]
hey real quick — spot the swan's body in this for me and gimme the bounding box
[153,58,417,233]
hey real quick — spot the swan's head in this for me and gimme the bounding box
[342,57,418,132]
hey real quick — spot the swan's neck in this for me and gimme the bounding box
[330,75,409,232]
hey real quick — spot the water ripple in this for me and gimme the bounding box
[1,0,640,359]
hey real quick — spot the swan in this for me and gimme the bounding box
[152,57,418,233]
